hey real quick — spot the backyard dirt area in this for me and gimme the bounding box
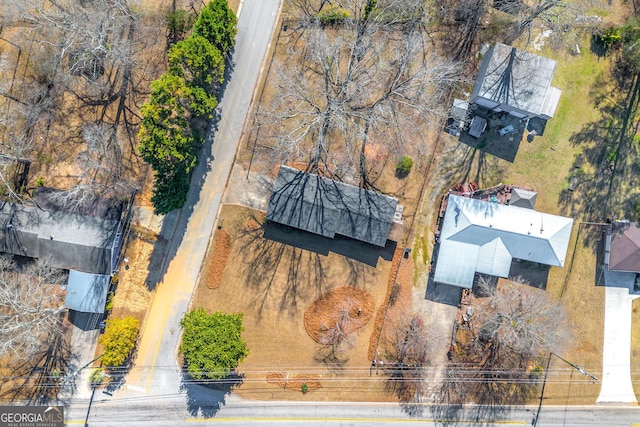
[192,204,417,401]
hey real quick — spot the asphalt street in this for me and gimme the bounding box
[64,398,640,426]
[121,0,282,398]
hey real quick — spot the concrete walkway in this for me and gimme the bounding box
[597,269,639,403]
[222,164,274,211]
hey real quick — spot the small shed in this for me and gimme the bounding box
[508,188,537,209]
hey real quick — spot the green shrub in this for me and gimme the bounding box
[35,177,45,187]
[301,383,309,394]
[166,10,196,45]
[395,156,414,175]
[317,5,350,24]
[89,368,106,386]
[104,293,114,313]
[597,26,622,49]
[180,309,249,380]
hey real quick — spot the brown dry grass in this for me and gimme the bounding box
[368,246,404,360]
[192,204,395,401]
[304,286,375,343]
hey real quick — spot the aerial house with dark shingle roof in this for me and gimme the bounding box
[267,165,400,247]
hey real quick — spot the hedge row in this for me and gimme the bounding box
[138,0,237,214]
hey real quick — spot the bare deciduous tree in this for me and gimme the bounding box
[382,314,431,404]
[0,0,168,203]
[444,276,566,405]
[0,256,67,359]
[315,296,362,367]
[472,277,565,364]
[257,0,460,187]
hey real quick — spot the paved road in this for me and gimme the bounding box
[121,0,282,398]
[65,397,640,426]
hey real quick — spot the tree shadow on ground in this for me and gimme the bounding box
[561,58,640,251]
[313,342,352,370]
[589,35,607,59]
[234,221,327,319]
[0,322,72,404]
[430,362,532,426]
[180,372,244,418]
[438,143,506,191]
[233,217,394,319]
[383,365,427,417]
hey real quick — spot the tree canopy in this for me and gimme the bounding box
[442,277,566,405]
[180,309,249,380]
[137,0,236,214]
[0,256,66,359]
[169,35,226,89]
[259,0,459,187]
[193,0,238,55]
[621,19,640,71]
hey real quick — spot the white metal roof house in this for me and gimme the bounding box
[434,195,573,288]
[471,43,562,120]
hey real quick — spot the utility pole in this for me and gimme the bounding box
[532,352,599,426]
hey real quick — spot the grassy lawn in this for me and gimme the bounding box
[482,44,614,403]
[491,42,609,213]
[542,226,605,404]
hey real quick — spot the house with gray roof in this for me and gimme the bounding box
[0,188,124,327]
[471,42,561,120]
[0,188,122,275]
[434,194,573,289]
[267,165,399,247]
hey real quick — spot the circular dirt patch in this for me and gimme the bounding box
[304,286,375,344]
